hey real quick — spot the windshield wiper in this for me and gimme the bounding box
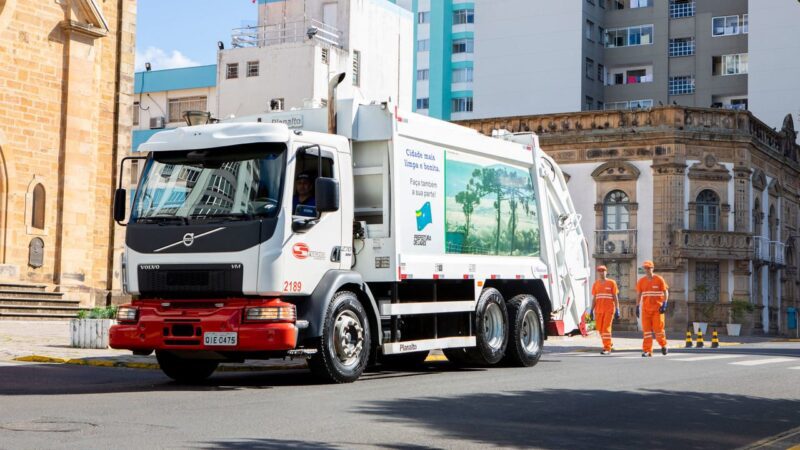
[135,216,190,225]
[191,213,255,223]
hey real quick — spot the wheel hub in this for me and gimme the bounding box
[332,311,364,367]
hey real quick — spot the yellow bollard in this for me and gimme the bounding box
[696,331,704,348]
[711,330,719,349]
[685,330,693,348]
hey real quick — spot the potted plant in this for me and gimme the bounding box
[70,306,117,349]
[728,298,754,337]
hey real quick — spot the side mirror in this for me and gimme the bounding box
[113,188,127,222]
[315,177,339,213]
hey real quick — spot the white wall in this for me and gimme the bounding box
[472,0,583,119]
[134,86,217,130]
[748,0,800,139]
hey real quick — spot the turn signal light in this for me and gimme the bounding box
[116,305,139,324]
[244,305,296,323]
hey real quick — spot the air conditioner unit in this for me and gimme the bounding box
[150,116,165,129]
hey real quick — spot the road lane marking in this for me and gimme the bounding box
[730,358,795,366]
[670,355,744,362]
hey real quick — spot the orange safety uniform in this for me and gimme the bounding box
[636,274,669,353]
[591,279,619,351]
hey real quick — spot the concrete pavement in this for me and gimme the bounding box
[0,320,782,372]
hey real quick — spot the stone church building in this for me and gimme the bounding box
[0,0,135,312]
[461,107,800,336]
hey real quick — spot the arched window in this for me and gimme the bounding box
[695,189,719,231]
[603,190,630,230]
[31,184,45,230]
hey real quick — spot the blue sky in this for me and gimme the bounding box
[136,0,258,71]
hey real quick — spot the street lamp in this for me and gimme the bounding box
[183,110,211,126]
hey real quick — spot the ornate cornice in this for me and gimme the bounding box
[591,160,641,181]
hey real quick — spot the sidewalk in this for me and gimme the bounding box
[0,320,782,372]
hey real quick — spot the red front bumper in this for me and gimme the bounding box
[109,299,298,353]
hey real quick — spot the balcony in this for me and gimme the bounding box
[770,241,786,266]
[672,230,753,260]
[669,1,695,18]
[231,19,342,48]
[754,236,770,262]
[594,230,637,259]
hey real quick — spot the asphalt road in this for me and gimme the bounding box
[1,342,799,450]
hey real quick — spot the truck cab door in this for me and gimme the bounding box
[280,145,342,295]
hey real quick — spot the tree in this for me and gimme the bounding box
[455,178,481,247]
[472,167,505,254]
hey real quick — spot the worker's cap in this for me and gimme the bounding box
[642,260,655,269]
[295,171,315,181]
[596,265,607,272]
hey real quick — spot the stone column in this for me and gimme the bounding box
[733,166,752,232]
[652,155,687,331]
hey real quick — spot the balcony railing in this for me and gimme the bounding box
[231,19,342,48]
[770,241,786,266]
[754,236,770,262]
[594,229,637,258]
[670,1,695,18]
[673,230,753,260]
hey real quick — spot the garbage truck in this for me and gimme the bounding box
[110,95,590,383]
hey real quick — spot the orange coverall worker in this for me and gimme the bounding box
[636,274,669,354]
[591,279,619,352]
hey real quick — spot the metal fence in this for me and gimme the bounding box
[231,19,342,48]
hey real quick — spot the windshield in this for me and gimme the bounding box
[131,143,286,222]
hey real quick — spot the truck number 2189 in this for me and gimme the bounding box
[283,281,302,292]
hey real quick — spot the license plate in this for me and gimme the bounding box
[203,332,237,346]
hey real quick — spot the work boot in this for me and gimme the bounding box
[641,352,652,357]
[661,346,668,356]
[600,350,611,355]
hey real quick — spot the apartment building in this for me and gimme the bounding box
[401,0,799,134]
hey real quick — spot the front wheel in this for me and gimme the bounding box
[503,295,544,367]
[308,291,371,383]
[155,351,219,384]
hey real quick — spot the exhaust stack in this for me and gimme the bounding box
[327,72,346,134]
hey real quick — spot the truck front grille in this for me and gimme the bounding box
[138,264,244,298]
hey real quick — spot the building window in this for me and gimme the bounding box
[417,69,429,81]
[604,100,653,110]
[321,48,329,64]
[742,14,748,34]
[31,184,45,230]
[712,15,744,36]
[605,25,654,48]
[226,63,238,79]
[452,38,474,54]
[453,9,474,25]
[669,0,695,18]
[585,19,594,41]
[598,27,605,43]
[585,96,594,110]
[713,53,748,76]
[695,262,720,302]
[603,190,630,230]
[668,37,695,57]
[133,102,139,126]
[416,98,429,110]
[417,39,430,52]
[695,189,720,231]
[352,50,360,87]
[668,75,694,95]
[451,97,473,113]
[167,96,208,123]
[606,262,631,297]
[247,61,259,77]
[598,64,605,83]
[452,67,473,83]
[417,11,430,24]
[630,0,651,8]
[597,101,604,110]
[585,58,594,79]
[730,98,748,110]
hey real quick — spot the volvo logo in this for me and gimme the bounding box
[153,227,226,253]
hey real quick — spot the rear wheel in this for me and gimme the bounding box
[155,351,218,384]
[464,288,508,365]
[503,295,544,367]
[308,291,371,383]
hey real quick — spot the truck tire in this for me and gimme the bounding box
[464,288,508,365]
[308,290,371,383]
[380,351,430,369]
[155,351,218,384]
[503,295,544,367]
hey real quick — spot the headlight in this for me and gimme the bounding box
[116,305,139,323]
[244,305,296,323]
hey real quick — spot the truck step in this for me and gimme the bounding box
[379,301,475,316]
[382,336,476,355]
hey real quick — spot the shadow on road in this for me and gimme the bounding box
[193,438,437,449]
[355,388,800,450]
